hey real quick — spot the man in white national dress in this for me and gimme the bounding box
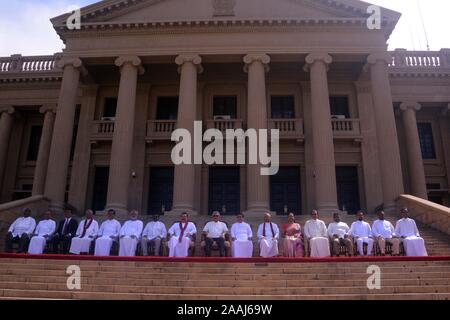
[257,213,279,258]
[395,207,428,256]
[350,211,374,256]
[230,213,253,258]
[372,210,400,256]
[304,209,330,257]
[141,215,167,256]
[167,212,197,257]
[94,209,121,256]
[69,209,99,255]
[119,210,143,257]
[28,210,56,254]
[5,208,36,253]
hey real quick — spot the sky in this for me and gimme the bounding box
[0,0,449,56]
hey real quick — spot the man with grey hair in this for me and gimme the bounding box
[257,213,279,257]
[119,210,143,257]
[203,211,229,257]
[5,208,36,253]
[69,209,99,255]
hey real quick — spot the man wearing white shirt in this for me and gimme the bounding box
[257,213,279,258]
[202,211,229,257]
[230,213,253,258]
[119,210,144,257]
[372,210,400,256]
[395,207,428,256]
[304,210,330,257]
[5,208,36,253]
[141,215,167,256]
[167,212,197,257]
[28,210,56,254]
[69,209,99,255]
[94,209,121,256]
[327,212,352,256]
[350,211,374,256]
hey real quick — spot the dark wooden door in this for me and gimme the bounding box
[336,166,361,215]
[270,167,301,215]
[208,167,240,215]
[92,167,109,212]
[148,167,174,215]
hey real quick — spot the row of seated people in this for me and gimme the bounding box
[4,207,427,258]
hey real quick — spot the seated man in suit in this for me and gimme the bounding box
[28,210,56,254]
[167,212,197,257]
[202,211,229,257]
[5,208,36,253]
[52,209,78,254]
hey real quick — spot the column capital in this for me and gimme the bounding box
[366,52,392,66]
[400,101,422,112]
[115,55,145,75]
[56,57,88,77]
[0,106,15,115]
[243,53,270,73]
[441,103,450,116]
[175,54,203,73]
[303,53,332,72]
[39,104,57,114]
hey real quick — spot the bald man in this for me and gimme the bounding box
[257,213,279,258]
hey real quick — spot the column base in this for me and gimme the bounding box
[316,204,339,216]
[48,202,65,215]
[167,208,199,217]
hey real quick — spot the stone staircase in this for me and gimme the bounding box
[0,257,449,300]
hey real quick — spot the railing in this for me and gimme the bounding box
[206,119,243,132]
[146,120,177,140]
[390,49,450,69]
[331,118,361,137]
[0,54,62,73]
[268,118,304,138]
[91,120,115,139]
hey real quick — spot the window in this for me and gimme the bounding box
[156,97,178,120]
[26,125,43,161]
[329,96,350,118]
[103,97,117,118]
[213,96,237,119]
[418,123,436,159]
[271,96,295,119]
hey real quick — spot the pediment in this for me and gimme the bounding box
[51,0,400,26]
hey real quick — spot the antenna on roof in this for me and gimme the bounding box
[416,0,430,51]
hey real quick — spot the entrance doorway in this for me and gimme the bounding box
[336,166,361,215]
[270,167,301,215]
[92,167,109,212]
[208,167,240,215]
[148,167,174,215]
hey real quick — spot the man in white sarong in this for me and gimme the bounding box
[350,211,374,256]
[372,210,400,256]
[230,213,253,258]
[167,212,197,257]
[28,210,56,254]
[119,210,143,257]
[327,212,352,256]
[5,208,36,253]
[304,210,330,257]
[257,213,279,258]
[395,207,428,256]
[141,215,167,256]
[94,209,121,256]
[69,209,99,255]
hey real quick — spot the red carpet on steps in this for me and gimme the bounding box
[1,253,449,263]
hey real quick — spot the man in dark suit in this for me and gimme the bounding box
[52,209,78,254]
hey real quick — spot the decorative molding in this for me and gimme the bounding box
[243,53,270,73]
[175,54,203,74]
[303,53,332,72]
[367,52,392,66]
[0,106,15,115]
[115,55,145,75]
[399,101,422,112]
[39,104,57,114]
[212,0,236,17]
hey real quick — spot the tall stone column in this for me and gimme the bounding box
[106,56,144,214]
[45,58,83,212]
[32,105,56,196]
[400,102,428,199]
[0,106,15,189]
[366,53,404,210]
[172,54,202,215]
[304,53,338,214]
[243,53,271,214]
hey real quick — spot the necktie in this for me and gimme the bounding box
[62,219,69,235]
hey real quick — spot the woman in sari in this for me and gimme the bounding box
[282,213,304,257]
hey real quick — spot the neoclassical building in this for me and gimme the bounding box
[0,0,449,217]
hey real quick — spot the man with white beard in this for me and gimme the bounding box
[350,211,374,256]
[5,208,36,253]
[257,213,279,258]
[167,212,197,257]
[304,210,330,257]
[395,207,428,256]
[119,210,143,257]
[94,209,121,256]
[69,209,99,255]
[230,213,253,258]
[28,210,56,254]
